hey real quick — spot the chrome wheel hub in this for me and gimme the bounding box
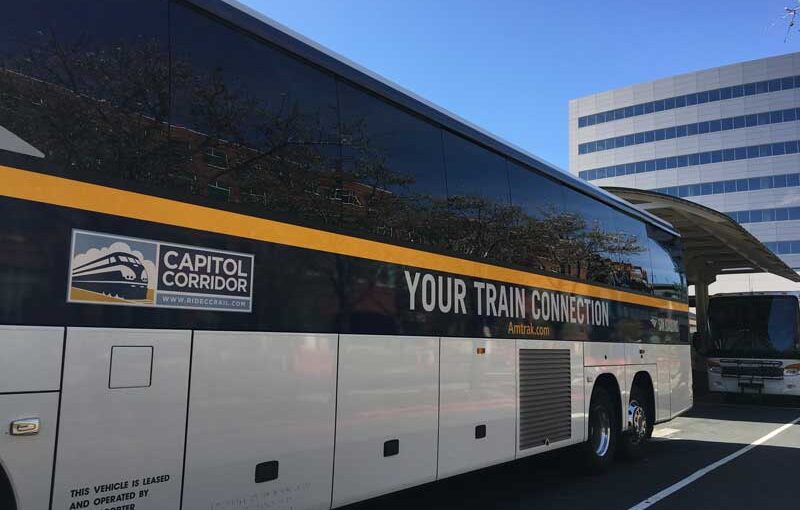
[628,401,647,442]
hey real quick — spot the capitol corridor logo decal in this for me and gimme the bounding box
[67,230,254,312]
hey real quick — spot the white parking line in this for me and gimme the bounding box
[628,415,800,510]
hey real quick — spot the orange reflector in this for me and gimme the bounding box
[476,347,486,355]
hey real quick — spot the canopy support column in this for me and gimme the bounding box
[694,277,712,342]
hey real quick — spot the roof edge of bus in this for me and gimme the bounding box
[198,0,679,237]
[711,291,800,297]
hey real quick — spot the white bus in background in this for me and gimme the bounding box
[706,292,800,397]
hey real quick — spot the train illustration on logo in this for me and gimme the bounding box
[70,251,150,300]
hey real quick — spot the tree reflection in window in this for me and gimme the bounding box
[0,0,171,182]
[0,0,679,298]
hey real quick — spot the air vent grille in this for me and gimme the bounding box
[518,349,571,450]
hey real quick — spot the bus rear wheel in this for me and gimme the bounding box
[620,386,653,459]
[0,464,16,510]
[583,386,617,472]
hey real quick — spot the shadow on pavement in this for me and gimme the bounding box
[340,438,749,510]
[686,399,800,425]
[696,391,800,409]
[340,401,800,510]
[645,442,800,510]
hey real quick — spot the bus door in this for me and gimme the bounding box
[0,326,62,510]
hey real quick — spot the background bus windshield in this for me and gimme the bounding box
[708,296,800,358]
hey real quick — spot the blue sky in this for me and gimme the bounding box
[241,0,800,170]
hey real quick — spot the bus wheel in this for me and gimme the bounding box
[0,464,16,510]
[621,387,652,459]
[583,386,617,472]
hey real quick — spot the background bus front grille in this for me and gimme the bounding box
[721,364,784,379]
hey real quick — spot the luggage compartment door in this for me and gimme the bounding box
[52,328,190,510]
[332,335,439,508]
[182,331,337,510]
[437,337,515,479]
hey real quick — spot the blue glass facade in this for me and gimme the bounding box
[577,74,800,128]
[764,240,800,255]
[727,207,800,224]
[578,107,800,155]
[651,172,800,198]
[580,139,800,181]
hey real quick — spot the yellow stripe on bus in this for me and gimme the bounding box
[0,164,689,312]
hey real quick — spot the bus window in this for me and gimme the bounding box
[440,131,512,263]
[169,1,340,225]
[442,131,510,206]
[0,0,169,181]
[507,162,566,274]
[647,225,687,300]
[337,81,448,248]
[561,188,619,285]
[612,213,653,294]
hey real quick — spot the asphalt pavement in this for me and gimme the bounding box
[342,397,800,510]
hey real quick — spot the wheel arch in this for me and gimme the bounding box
[591,372,622,434]
[0,458,18,510]
[630,370,656,427]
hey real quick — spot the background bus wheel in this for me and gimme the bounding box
[583,387,617,472]
[621,387,653,459]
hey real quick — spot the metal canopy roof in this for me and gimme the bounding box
[603,187,800,285]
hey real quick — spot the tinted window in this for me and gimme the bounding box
[508,163,564,218]
[647,226,686,300]
[709,296,800,358]
[561,190,624,285]
[337,82,447,247]
[442,132,508,204]
[170,2,340,225]
[507,163,566,274]
[441,132,510,262]
[612,213,653,294]
[0,0,170,180]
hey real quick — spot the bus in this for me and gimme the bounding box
[706,292,800,397]
[0,1,691,509]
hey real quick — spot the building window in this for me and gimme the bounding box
[203,147,228,170]
[577,74,800,128]
[651,172,800,198]
[577,107,800,155]
[582,139,800,181]
[725,206,800,224]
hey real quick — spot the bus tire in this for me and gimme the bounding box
[620,385,653,460]
[583,386,617,472]
[0,464,16,510]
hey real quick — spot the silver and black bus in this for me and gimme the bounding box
[0,1,691,509]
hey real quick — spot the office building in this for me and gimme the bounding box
[569,53,800,291]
